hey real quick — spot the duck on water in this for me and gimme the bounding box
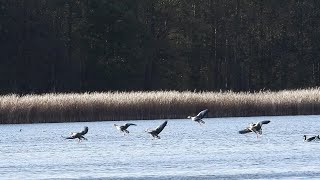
[303,135,320,142]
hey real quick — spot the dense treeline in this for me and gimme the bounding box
[1,0,320,94]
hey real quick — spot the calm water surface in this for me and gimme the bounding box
[1,115,320,179]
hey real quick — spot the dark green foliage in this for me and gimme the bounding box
[0,0,320,94]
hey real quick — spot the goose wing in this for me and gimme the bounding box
[254,120,270,130]
[153,121,168,134]
[196,109,209,119]
[239,128,252,134]
[80,126,88,135]
[64,136,76,139]
[258,120,271,125]
[124,123,137,128]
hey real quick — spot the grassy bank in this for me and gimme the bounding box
[1,88,320,124]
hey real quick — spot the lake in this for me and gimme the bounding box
[1,115,320,179]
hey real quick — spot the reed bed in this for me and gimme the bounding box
[1,88,320,124]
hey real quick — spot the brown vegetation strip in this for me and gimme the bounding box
[1,88,320,124]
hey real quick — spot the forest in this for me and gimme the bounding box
[1,0,320,94]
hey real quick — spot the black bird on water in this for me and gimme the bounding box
[114,123,137,135]
[239,120,271,138]
[303,135,320,142]
[187,109,209,125]
[62,126,88,142]
[145,121,168,139]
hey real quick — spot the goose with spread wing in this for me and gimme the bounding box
[145,121,167,139]
[62,126,88,142]
[187,109,209,125]
[114,123,137,135]
[239,120,270,138]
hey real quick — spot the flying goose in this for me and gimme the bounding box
[303,135,319,142]
[62,126,88,142]
[239,120,271,138]
[145,121,167,139]
[114,123,137,135]
[187,109,209,125]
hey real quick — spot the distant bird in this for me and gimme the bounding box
[114,123,137,135]
[62,126,88,142]
[145,121,168,139]
[239,120,271,138]
[187,109,209,125]
[303,135,319,142]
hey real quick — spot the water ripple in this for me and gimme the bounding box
[1,115,320,179]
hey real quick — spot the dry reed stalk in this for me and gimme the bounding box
[0,88,320,124]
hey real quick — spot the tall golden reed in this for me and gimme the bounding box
[0,88,320,124]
